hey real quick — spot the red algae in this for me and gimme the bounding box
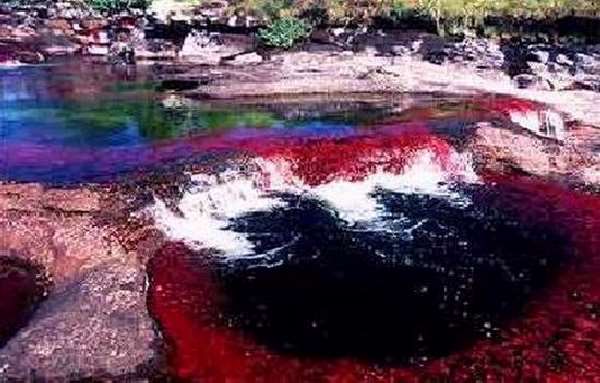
[147,168,600,382]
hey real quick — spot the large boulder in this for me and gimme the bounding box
[179,30,254,65]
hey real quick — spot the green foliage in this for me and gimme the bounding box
[86,0,151,12]
[258,16,312,49]
[233,0,295,19]
[229,0,599,29]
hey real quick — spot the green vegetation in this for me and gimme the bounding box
[401,0,600,34]
[230,0,599,36]
[258,16,312,48]
[86,0,151,11]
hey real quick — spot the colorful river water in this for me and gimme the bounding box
[1,62,598,381]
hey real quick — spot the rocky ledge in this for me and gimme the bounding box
[0,183,165,380]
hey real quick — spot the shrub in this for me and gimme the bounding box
[86,0,151,12]
[258,16,312,48]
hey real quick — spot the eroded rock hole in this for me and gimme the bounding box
[0,255,48,348]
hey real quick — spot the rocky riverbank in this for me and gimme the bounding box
[0,183,165,380]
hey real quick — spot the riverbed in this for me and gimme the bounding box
[0,60,599,381]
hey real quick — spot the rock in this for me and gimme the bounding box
[575,53,594,66]
[0,185,158,381]
[527,50,549,64]
[411,39,422,52]
[539,69,577,91]
[87,45,109,55]
[547,62,569,73]
[0,259,157,381]
[330,27,345,38]
[194,0,228,23]
[362,44,378,56]
[134,37,177,61]
[229,51,263,66]
[179,31,254,65]
[513,73,551,90]
[43,43,80,56]
[423,50,446,65]
[527,61,548,75]
[572,78,600,92]
[80,18,107,30]
[391,44,409,56]
[225,14,258,28]
[555,53,573,66]
[109,41,135,64]
[15,51,45,64]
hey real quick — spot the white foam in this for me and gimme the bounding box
[151,171,285,257]
[311,151,477,223]
[150,148,479,257]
